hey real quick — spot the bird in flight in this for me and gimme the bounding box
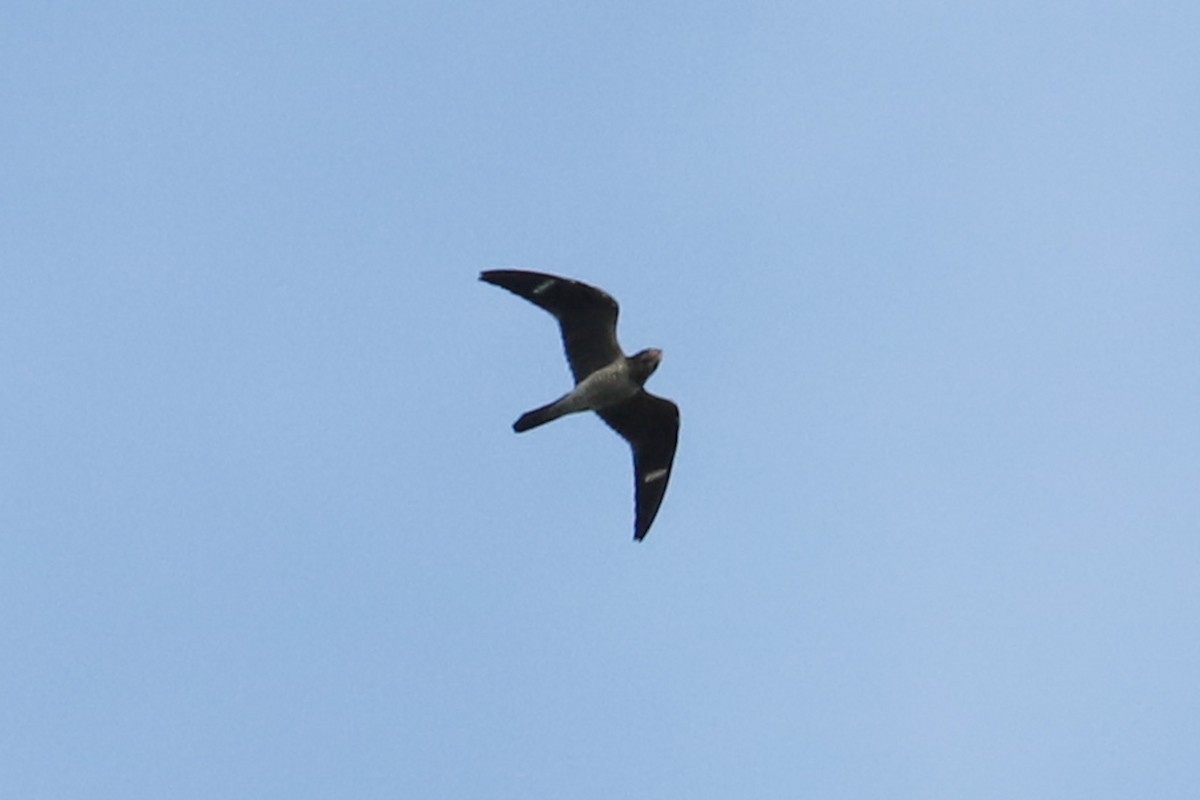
[481,269,679,541]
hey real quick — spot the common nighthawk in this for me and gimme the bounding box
[481,269,679,541]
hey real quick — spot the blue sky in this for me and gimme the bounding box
[3,2,1198,797]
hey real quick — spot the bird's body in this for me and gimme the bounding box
[481,269,679,541]
[514,351,655,431]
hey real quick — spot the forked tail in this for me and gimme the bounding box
[513,399,567,432]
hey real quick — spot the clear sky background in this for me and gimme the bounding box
[3,2,1198,798]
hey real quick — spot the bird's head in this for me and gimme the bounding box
[629,348,663,384]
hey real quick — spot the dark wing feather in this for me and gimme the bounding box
[597,391,680,541]
[480,270,621,382]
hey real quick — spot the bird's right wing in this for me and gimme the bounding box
[597,391,680,540]
[480,270,622,382]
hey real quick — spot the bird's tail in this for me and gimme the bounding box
[513,399,568,432]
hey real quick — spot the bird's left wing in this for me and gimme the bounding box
[597,391,680,540]
[480,270,621,382]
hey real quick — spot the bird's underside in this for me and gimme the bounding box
[481,269,679,541]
